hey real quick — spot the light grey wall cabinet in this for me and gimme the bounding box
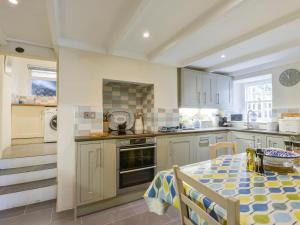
[179,68,232,109]
[214,75,232,109]
[179,68,202,108]
[76,140,116,206]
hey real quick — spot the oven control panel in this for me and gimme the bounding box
[117,137,155,147]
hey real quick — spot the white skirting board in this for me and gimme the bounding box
[0,185,57,210]
[0,168,57,186]
[0,155,56,169]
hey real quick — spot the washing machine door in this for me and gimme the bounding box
[50,115,57,130]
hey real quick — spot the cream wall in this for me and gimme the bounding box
[234,61,300,109]
[8,56,56,96]
[57,48,177,211]
[0,56,12,151]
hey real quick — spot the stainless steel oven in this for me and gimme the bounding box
[116,137,156,194]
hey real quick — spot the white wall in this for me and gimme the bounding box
[0,56,12,151]
[234,61,300,109]
[8,56,56,96]
[0,55,4,151]
[57,48,177,211]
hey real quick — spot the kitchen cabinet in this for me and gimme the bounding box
[76,140,116,206]
[179,69,201,108]
[266,136,288,149]
[194,135,211,162]
[230,132,256,153]
[213,133,228,156]
[77,142,103,204]
[214,75,232,109]
[156,136,170,171]
[179,68,232,109]
[11,105,44,139]
[168,135,195,167]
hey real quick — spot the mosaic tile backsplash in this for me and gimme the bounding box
[74,106,179,135]
[74,106,103,136]
[103,81,155,130]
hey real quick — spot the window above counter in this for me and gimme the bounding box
[233,74,272,123]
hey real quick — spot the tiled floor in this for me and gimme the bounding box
[0,143,57,159]
[0,199,181,225]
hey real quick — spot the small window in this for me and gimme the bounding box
[30,67,57,96]
[245,80,272,122]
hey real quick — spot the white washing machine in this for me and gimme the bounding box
[44,107,57,143]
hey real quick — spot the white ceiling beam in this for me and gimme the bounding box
[46,0,61,50]
[230,56,300,77]
[107,0,152,53]
[208,39,300,72]
[147,0,244,61]
[181,9,300,67]
[0,27,7,46]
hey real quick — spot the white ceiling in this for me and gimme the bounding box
[1,0,300,76]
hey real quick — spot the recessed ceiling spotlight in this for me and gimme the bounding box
[221,54,226,58]
[8,0,18,5]
[143,31,150,38]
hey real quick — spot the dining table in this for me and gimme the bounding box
[144,153,300,225]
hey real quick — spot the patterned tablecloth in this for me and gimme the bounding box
[144,154,300,225]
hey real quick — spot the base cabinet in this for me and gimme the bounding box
[77,142,103,204]
[266,136,288,149]
[168,136,195,167]
[194,135,211,162]
[12,105,45,139]
[76,140,116,206]
[230,132,256,153]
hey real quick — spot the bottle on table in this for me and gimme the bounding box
[246,148,256,172]
[255,148,265,174]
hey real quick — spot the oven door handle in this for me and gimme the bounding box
[119,145,156,152]
[119,165,156,174]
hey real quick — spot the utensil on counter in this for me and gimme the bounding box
[118,122,127,135]
[103,112,110,132]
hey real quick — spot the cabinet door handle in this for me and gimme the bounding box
[96,148,101,167]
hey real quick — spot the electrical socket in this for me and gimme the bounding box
[83,112,96,119]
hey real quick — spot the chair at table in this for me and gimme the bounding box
[209,142,237,159]
[173,165,240,225]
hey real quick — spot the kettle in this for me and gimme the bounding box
[118,122,127,135]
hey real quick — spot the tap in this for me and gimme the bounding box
[247,110,254,129]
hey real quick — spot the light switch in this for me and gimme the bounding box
[83,112,96,119]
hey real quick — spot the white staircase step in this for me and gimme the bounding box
[0,178,56,210]
[0,155,56,169]
[0,164,57,186]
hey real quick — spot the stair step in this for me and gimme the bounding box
[0,163,57,176]
[0,185,56,210]
[0,178,56,195]
[0,164,57,186]
[0,155,56,169]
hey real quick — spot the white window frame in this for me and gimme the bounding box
[29,65,57,96]
[244,79,272,122]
